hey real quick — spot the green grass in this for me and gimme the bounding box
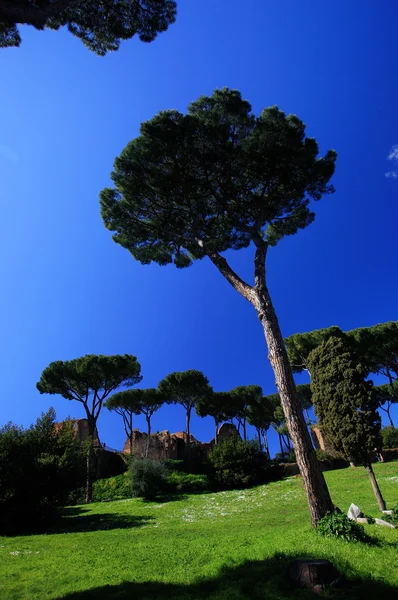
[1,462,398,599]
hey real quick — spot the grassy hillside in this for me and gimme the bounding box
[1,462,397,599]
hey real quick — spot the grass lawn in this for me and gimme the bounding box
[1,462,397,600]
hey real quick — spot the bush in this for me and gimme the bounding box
[130,458,169,500]
[0,409,86,534]
[208,438,270,491]
[381,426,398,449]
[316,449,335,461]
[168,471,209,493]
[317,511,370,543]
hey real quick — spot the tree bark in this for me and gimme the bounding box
[186,407,191,451]
[278,433,285,458]
[263,432,270,459]
[146,416,151,458]
[365,462,386,511]
[215,420,219,444]
[243,419,247,441]
[0,0,74,27]
[207,243,334,526]
[257,428,262,450]
[85,416,96,504]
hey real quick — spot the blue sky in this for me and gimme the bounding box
[1,0,397,456]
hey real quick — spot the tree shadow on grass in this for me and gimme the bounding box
[46,506,154,534]
[56,553,398,600]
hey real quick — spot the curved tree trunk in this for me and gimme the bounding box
[365,462,386,511]
[257,428,262,450]
[263,432,270,459]
[215,420,219,444]
[243,419,247,441]
[253,248,334,526]
[206,243,334,526]
[278,433,285,458]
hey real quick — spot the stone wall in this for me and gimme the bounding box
[122,422,240,460]
[310,426,340,457]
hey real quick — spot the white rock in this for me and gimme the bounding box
[356,517,369,524]
[347,503,363,521]
[382,510,393,515]
[375,518,395,529]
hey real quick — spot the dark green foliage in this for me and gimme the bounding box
[0,0,177,54]
[159,370,212,446]
[37,354,141,502]
[196,391,232,428]
[381,426,398,449]
[208,438,270,491]
[308,337,381,464]
[130,458,169,500]
[286,321,398,382]
[37,354,142,436]
[372,382,398,427]
[167,471,208,493]
[159,370,212,407]
[317,511,370,543]
[229,385,262,439]
[105,388,163,455]
[0,408,86,534]
[101,88,336,268]
[68,471,132,504]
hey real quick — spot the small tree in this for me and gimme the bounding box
[0,408,86,534]
[37,354,142,502]
[196,391,232,443]
[0,0,176,54]
[158,370,212,450]
[105,390,142,456]
[246,394,276,458]
[372,382,398,428]
[108,388,164,457]
[308,336,387,512]
[297,383,313,424]
[101,88,337,525]
[229,385,262,440]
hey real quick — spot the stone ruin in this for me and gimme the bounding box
[122,422,241,459]
[54,418,100,446]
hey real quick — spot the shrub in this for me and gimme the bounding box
[130,458,169,500]
[317,511,370,543]
[208,438,270,491]
[316,449,335,461]
[168,471,209,493]
[0,409,86,534]
[381,426,398,449]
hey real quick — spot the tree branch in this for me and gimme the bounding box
[204,245,254,303]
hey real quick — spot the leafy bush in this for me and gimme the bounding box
[208,438,270,491]
[381,426,398,449]
[70,472,133,504]
[168,471,208,493]
[0,409,86,534]
[317,511,370,543]
[316,449,335,461]
[164,459,185,472]
[130,458,169,500]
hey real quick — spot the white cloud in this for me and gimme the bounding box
[387,145,398,162]
[0,144,18,163]
[385,171,398,179]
